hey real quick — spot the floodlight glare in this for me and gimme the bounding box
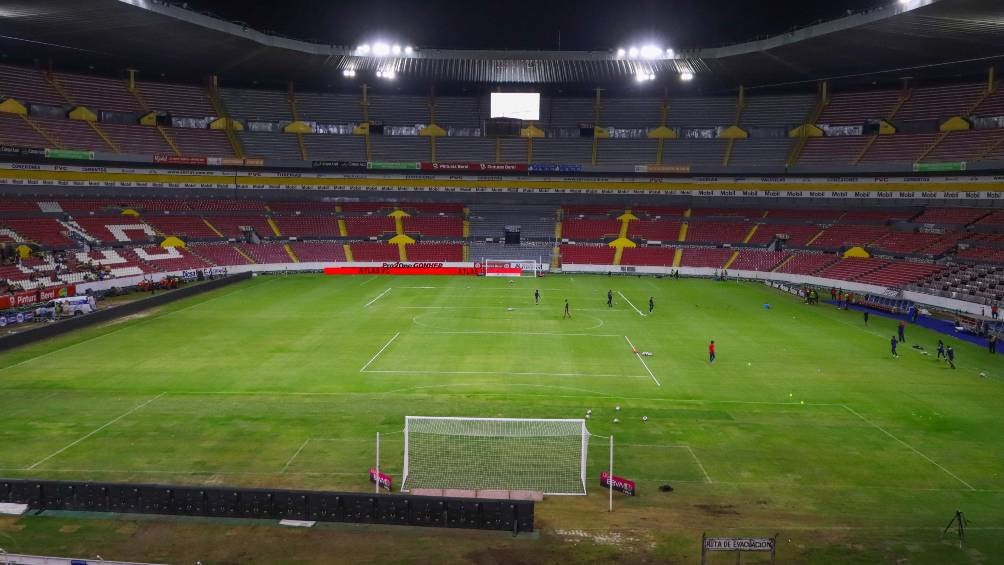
[680,72,694,81]
[382,69,396,80]
[356,44,370,55]
[373,42,390,56]
[636,71,648,82]
[404,45,414,55]
[666,48,675,58]
[342,69,356,77]
[640,45,661,59]
[628,46,639,58]
[391,44,402,55]
[616,48,626,57]
[375,70,384,78]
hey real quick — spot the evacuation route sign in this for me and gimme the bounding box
[703,537,775,551]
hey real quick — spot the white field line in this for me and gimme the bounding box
[363,287,392,308]
[617,291,647,317]
[841,404,976,491]
[281,439,311,473]
[686,445,713,484]
[0,282,260,373]
[429,330,620,337]
[624,335,661,387]
[26,393,165,470]
[359,332,401,372]
[357,275,378,286]
[363,369,651,378]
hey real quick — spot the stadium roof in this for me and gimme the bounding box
[0,0,1002,91]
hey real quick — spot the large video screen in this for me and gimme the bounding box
[490,93,540,121]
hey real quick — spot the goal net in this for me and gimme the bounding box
[482,259,541,277]
[402,416,589,495]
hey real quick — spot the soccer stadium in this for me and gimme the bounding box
[1,0,1004,562]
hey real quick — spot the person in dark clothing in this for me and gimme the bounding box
[937,340,946,359]
[989,335,998,355]
[946,345,956,369]
[607,290,613,308]
[863,311,869,326]
[890,336,899,358]
[563,299,571,319]
[534,289,540,305]
[648,296,654,313]
[898,320,906,343]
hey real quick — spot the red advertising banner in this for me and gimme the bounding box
[600,471,636,496]
[420,162,528,173]
[326,264,480,276]
[154,154,208,166]
[0,284,76,311]
[369,468,393,491]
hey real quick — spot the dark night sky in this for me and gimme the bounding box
[183,0,887,51]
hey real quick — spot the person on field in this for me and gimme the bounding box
[946,345,956,369]
[890,335,899,358]
[989,334,998,355]
[937,340,946,360]
[898,320,906,343]
[649,296,655,313]
[563,299,571,319]
[534,289,540,305]
[864,311,869,326]
[607,290,613,308]
[708,340,716,364]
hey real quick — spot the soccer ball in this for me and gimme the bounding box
[615,405,621,411]
[613,418,620,424]
[642,416,649,422]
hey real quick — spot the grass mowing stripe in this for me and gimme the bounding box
[26,393,164,470]
[840,404,976,491]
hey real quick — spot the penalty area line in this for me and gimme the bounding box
[617,291,647,317]
[364,288,392,308]
[281,439,311,473]
[360,332,401,372]
[624,335,661,387]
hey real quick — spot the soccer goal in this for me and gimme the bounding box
[482,259,542,277]
[401,416,589,495]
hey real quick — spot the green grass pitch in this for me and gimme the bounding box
[1,273,1003,563]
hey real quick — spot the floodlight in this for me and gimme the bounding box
[666,48,675,58]
[627,46,639,58]
[391,44,402,55]
[373,42,390,56]
[342,69,356,77]
[356,44,370,55]
[640,45,661,59]
[616,48,626,57]
[404,45,414,55]
[680,72,694,81]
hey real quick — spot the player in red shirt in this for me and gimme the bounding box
[709,340,716,363]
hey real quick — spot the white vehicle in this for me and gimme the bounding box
[35,296,96,318]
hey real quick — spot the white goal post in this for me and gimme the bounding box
[402,416,589,495]
[482,259,543,277]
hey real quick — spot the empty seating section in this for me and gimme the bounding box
[729,250,787,272]
[0,65,65,106]
[295,92,362,123]
[912,208,986,225]
[345,217,396,237]
[129,246,212,271]
[408,244,463,261]
[137,81,214,117]
[922,129,1004,163]
[620,247,676,266]
[690,208,761,218]
[100,123,172,154]
[1,218,72,246]
[974,87,1004,118]
[602,98,663,128]
[680,248,732,268]
[817,258,887,280]
[405,217,463,238]
[561,219,622,239]
[728,139,790,167]
[767,209,843,222]
[894,83,984,122]
[798,137,868,165]
[205,216,275,238]
[686,221,751,244]
[188,199,266,212]
[858,262,943,287]
[56,72,139,113]
[560,245,614,265]
[241,132,301,160]
[470,243,552,262]
[597,139,657,165]
[531,139,592,163]
[662,140,726,166]
[839,209,916,222]
[237,243,290,264]
[548,98,594,128]
[435,97,481,129]
[748,224,821,246]
[775,253,839,275]
[269,201,343,214]
[73,217,156,243]
[630,220,682,241]
[370,95,429,126]
[860,133,940,163]
[0,113,50,147]
[170,129,233,156]
[221,89,292,122]
[741,94,815,127]
[272,216,340,238]
[303,135,365,161]
[959,248,1004,262]
[975,211,1004,227]
[142,216,218,239]
[668,96,734,127]
[911,264,1004,303]
[190,243,251,265]
[871,231,943,254]
[434,137,496,162]
[288,242,347,262]
[370,136,429,161]
[818,89,900,125]
[469,205,555,239]
[809,224,889,248]
[351,243,400,261]
[36,118,108,151]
